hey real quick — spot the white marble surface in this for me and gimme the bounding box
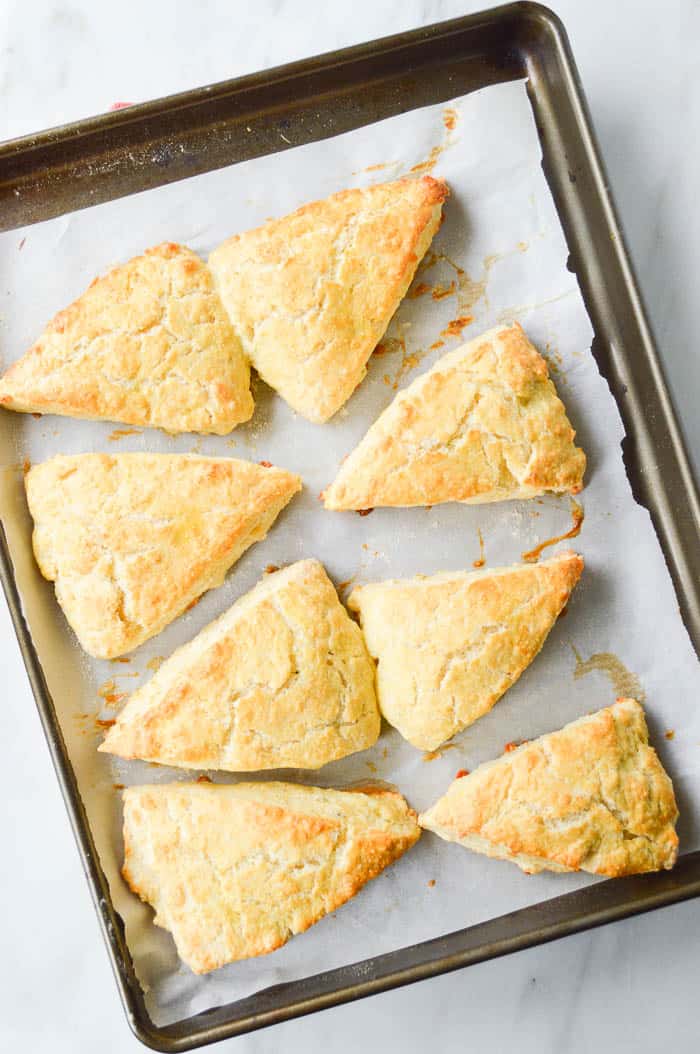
[0,1,698,1050]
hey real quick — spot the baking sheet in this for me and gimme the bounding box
[1,79,698,1027]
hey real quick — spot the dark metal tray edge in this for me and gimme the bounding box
[1,3,699,1050]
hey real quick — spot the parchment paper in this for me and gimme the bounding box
[1,81,698,1027]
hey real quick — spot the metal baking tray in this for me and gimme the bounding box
[1,3,699,1049]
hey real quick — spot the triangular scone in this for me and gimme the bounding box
[0,243,253,434]
[348,551,583,751]
[209,176,448,423]
[122,780,420,973]
[25,453,301,658]
[323,322,586,509]
[100,559,380,770]
[420,699,679,877]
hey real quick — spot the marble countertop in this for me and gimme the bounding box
[1,1,698,1051]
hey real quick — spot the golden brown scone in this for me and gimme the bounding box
[208,176,448,423]
[122,780,420,973]
[25,453,301,659]
[419,698,679,877]
[100,559,380,770]
[0,243,253,434]
[323,322,586,509]
[348,551,583,751]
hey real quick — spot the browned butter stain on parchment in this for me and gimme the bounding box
[97,678,127,707]
[522,498,584,563]
[541,341,565,379]
[409,275,457,302]
[392,351,423,390]
[409,106,461,175]
[374,335,405,357]
[419,250,487,315]
[75,710,120,736]
[422,743,458,762]
[352,160,401,177]
[374,331,426,390]
[441,315,473,340]
[108,427,142,441]
[416,249,440,276]
[571,645,645,702]
[412,244,529,341]
[431,280,457,301]
[443,108,458,131]
[410,144,444,176]
[407,281,432,300]
[455,265,489,314]
[472,528,486,568]
[452,244,528,315]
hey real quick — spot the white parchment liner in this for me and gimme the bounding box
[0,81,698,1026]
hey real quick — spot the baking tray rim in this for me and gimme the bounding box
[1,2,699,1050]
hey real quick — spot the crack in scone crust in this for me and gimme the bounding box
[349,550,584,751]
[121,781,421,973]
[0,242,253,434]
[25,452,301,658]
[209,176,448,423]
[419,698,679,877]
[323,322,586,509]
[100,559,380,770]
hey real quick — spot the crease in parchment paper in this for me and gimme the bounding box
[0,80,698,1027]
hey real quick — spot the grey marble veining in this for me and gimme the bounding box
[0,2,697,1052]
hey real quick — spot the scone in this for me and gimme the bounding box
[100,559,380,770]
[209,176,449,423]
[323,322,586,509]
[122,780,420,973]
[0,243,253,434]
[25,453,301,658]
[348,550,583,751]
[419,698,679,877]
